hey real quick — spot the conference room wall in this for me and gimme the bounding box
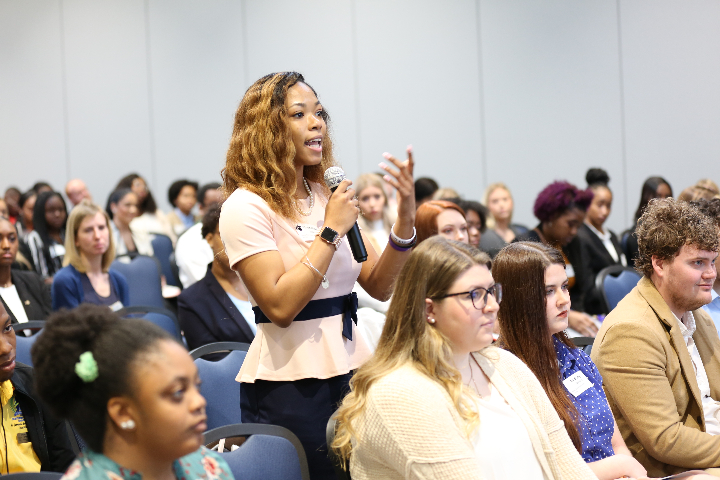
[2,0,719,235]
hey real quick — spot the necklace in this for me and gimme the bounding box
[294,178,314,216]
[467,356,484,398]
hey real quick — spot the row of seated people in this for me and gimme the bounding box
[3,69,720,479]
[1,195,718,479]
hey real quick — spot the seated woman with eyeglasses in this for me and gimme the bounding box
[333,237,597,480]
[493,242,713,480]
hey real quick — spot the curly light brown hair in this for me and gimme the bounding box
[635,198,719,278]
[222,72,337,220]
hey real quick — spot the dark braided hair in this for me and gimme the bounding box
[31,305,174,452]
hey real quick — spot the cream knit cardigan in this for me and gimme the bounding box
[349,346,598,480]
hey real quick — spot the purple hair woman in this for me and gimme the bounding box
[513,181,597,337]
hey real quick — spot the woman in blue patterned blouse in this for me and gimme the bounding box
[493,241,648,480]
[30,304,233,480]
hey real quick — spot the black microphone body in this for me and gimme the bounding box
[324,167,368,263]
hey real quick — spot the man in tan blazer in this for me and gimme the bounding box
[592,198,720,477]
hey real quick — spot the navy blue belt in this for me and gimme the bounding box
[252,292,359,341]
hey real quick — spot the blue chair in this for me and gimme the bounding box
[571,336,594,355]
[151,234,181,288]
[596,265,642,312]
[111,255,164,308]
[12,321,45,366]
[190,342,249,431]
[204,423,310,480]
[116,306,183,343]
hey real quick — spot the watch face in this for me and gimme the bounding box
[321,227,338,242]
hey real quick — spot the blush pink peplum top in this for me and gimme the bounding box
[219,181,372,383]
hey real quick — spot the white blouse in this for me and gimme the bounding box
[472,385,547,480]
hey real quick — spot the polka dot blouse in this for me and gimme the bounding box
[554,336,615,462]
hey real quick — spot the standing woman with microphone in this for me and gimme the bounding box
[220,72,416,479]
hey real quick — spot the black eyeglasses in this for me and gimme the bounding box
[435,284,502,310]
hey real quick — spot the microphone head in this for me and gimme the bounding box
[324,167,346,190]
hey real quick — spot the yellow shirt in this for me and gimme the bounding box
[0,380,41,473]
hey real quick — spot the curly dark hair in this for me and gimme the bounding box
[635,198,719,278]
[168,179,199,206]
[533,181,593,222]
[31,305,174,453]
[222,72,336,221]
[201,203,222,238]
[585,168,610,188]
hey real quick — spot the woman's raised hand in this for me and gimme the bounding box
[324,179,359,237]
[380,145,416,231]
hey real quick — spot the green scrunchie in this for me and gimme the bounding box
[75,351,99,383]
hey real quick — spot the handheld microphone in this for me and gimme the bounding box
[324,167,368,263]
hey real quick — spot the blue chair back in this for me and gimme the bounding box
[204,423,310,480]
[116,306,183,343]
[111,255,164,308]
[151,234,180,288]
[11,322,45,367]
[191,343,249,431]
[597,266,641,312]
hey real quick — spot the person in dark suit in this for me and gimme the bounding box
[577,168,627,315]
[0,217,52,324]
[177,205,254,357]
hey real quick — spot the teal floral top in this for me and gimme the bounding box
[61,447,233,479]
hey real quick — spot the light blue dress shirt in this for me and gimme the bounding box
[702,288,720,333]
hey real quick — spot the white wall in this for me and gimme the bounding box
[3,0,720,233]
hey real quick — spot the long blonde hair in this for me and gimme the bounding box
[222,72,336,221]
[355,173,393,247]
[333,237,490,461]
[63,200,116,273]
[483,182,513,229]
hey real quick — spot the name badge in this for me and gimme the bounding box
[563,371,593,397]
[295,224,320,243]
[109,301,124,312]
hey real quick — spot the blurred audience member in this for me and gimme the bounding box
[0,199,7,219]
[106,189,153,258]
[333,237,596,480]
[356,173,393,253]
[414,177,438,207]
[166,179,198,237]
[577,168,626,314]
[52,201,128,311]
[64,179,92,207]
[0,217,52,324]
[592,199,720,477]
[0,302,75,474]
[31,182,52,195]
[415,200,468,245]
[624,176,672,266]
[178,205,254,356]
[431,187,459,200]
[22,191,67,280]
[4,187,21,224]
[115,173,175,243]
[175,183,222,289]
[17,190,37,238]
[479,183,528,258]
[457,200,487,249]
[515,181,597,337]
